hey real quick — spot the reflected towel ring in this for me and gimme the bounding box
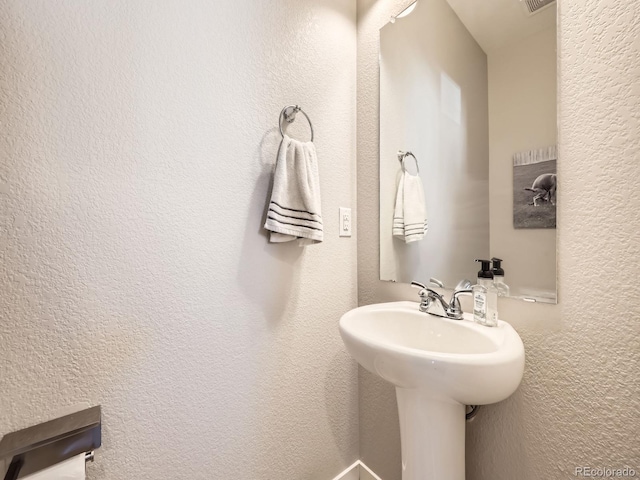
[398,151,420,174]
[279,105,314,142]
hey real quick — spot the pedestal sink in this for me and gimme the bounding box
[339,301,524,480]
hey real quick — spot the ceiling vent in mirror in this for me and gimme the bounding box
[520,0,555,16]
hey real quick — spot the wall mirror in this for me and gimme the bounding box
[379,0,557,303]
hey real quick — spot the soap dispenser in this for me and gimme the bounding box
[473,259,498,327]
[492,257,510,297]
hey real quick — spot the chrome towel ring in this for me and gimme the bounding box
[279,105,314,142]
[398,150,420,174]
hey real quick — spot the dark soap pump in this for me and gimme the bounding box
[491,257,504,277]
[475,259,494,285]
[491,257,510,297]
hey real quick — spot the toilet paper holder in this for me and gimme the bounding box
[0,406,101,480]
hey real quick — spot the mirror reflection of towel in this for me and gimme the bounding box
[392,171,427,243]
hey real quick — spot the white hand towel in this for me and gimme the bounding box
[264,135,323,246]
[21,454,85,479]
[392,171,427,243]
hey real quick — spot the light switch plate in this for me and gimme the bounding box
[339,207,352,237]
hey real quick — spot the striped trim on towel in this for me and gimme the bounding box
[392,220,427,237]
[265,201,324,241]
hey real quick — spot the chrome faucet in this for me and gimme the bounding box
[411,279,473,320]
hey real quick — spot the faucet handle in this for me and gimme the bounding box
[429,277,445,288]
[411,281,432,313]
[447,288,473,319]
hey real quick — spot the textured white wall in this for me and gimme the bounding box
[357,0,640,479]
[0,1,359,479]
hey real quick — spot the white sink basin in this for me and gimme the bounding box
[339,301,524,405]
[339,301,525,480]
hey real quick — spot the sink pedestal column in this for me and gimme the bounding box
[396,388,466,480]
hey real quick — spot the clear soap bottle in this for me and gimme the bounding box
[492,257,510,297]
[473,259,498,327]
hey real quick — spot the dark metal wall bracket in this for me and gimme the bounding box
[0,406,101,480]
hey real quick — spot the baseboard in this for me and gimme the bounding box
[358,462,383,480]
[331,461,383,480]
[331,462,360,480]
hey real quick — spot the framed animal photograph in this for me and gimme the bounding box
[513,146,557,229]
